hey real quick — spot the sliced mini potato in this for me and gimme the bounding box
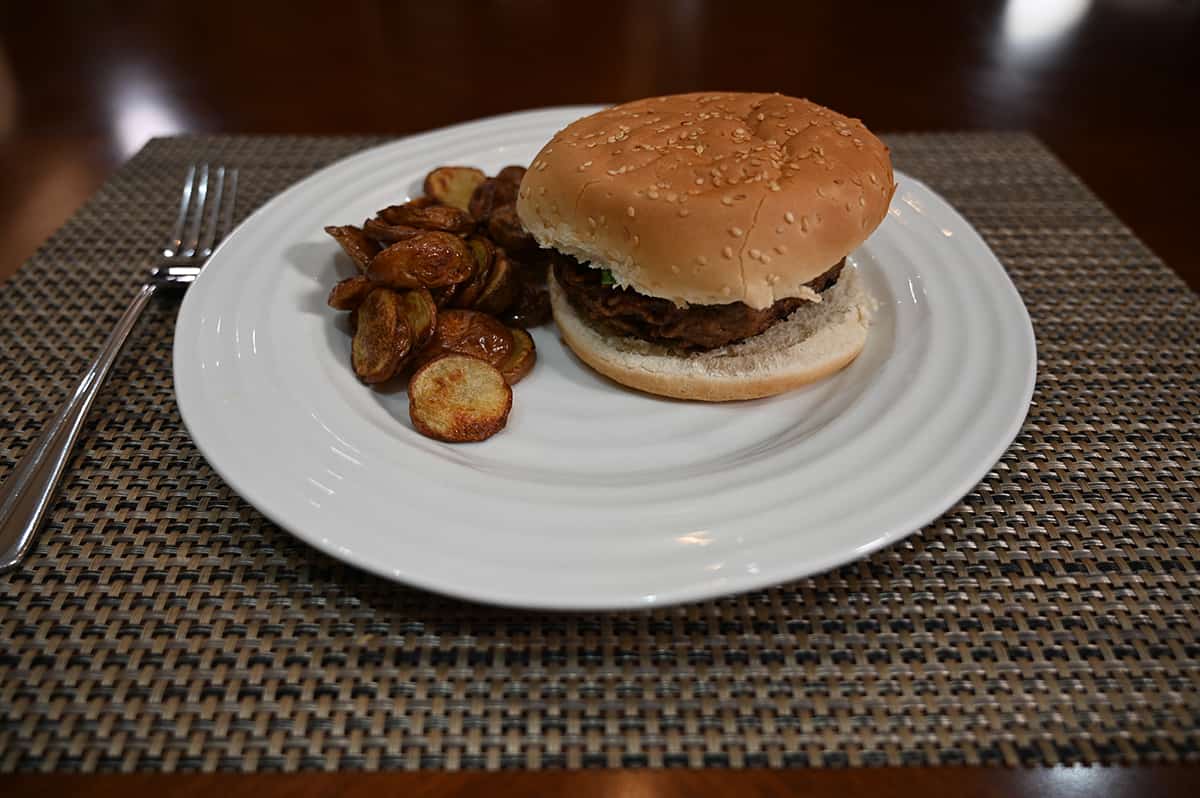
[414,308,513,371]
[497,327,536,386]
[409,354,512,443]
[363,217,423,244]
[379,203,474,234]
[467,178,518,223]
[327,274,374,310]
[495,165,527,189]
[352,289,412,384]
[451,237,495,309]
[324,225,381,272]
[423,166,487,211]
[367,232,475,289]
[395,287,438,351]
[486,204,536,253]
[377,196,436,223]
[472,252,519,315]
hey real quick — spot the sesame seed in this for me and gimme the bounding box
[730,227,744,238]
[678,208,690,217]
[721,195,734,206]
[749,248,761,259]
[670,264,679,273]
[775,226,784,234]
[627,206,636,217]
[775,245,788,254]
[648,189,660,199]
[722,246,734,259]
[784,211,796,223]
[696,256,709,265]
[666,191,678,202]
[695,178,704,185]
[633,235,641,247]
[800,216,809,232]
[756,112,765,121]
[588,216,597,227]
[761,253,772,263]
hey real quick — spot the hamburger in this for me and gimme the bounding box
[516,92,896,401]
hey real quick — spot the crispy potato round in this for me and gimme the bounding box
[473,252,520,315]
[395,287,438,351]
[380,203,474,234]
[423,166,486,211]
[327,275,374,310]
[495,165,527,188]
[467,178,518,223]
[324,225,381,272]
[451,237,495,309]
[377,197,436,223]
[486,204,536,253]
[423,309,513,367]
[352,289,412,384]
[409,354,512,442]
[363,217,423,244]
[497,327,536,385]
[367,232,475,289]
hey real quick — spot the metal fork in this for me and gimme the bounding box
[0,164,238,572]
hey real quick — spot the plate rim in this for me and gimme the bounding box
[173,107,1037,610]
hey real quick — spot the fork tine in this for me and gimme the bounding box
[218,169,239,242]
[197,167,226,258]
[163,164,197,257]
[181,164,210,258]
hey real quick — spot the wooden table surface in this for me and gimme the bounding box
[1,1,1198,793]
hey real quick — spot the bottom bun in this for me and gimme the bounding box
[549,265,873,401]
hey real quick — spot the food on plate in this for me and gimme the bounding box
[416,309,513,369]
[323,163,546,441]
[423,166,486,211]
[517,91,896,401]
[497,328,536,386]
[352,288,412,384]
[323,225,379,272]
[395,287,438,350]
[326,274,374,310]
[408,354,513,442]
[367,232,475,289]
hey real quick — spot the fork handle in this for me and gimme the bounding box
[0,282,159,572]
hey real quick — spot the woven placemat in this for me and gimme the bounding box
[1,133,1197,773]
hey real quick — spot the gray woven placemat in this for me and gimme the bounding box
[1,133,1197,773]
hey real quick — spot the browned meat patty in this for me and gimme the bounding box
[553,257,845,350]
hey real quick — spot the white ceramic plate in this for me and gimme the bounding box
[174,107,1036,610]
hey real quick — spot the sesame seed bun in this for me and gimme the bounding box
[549,265,873,402]
[517,92,895,310]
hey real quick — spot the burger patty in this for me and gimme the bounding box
[553,257,845,350]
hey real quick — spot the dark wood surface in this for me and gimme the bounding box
[1,1,1198,794]
[7,767,1200,798]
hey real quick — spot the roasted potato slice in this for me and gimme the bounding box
[451,237,495,309]
[503,285,552,328]
[473,252,520,315]
[379,203,474,234]
[467,178,518,223]
[423,166,486,211]
[363,217,423,244]
[377,197,436,223]
[497,327,536,386]
[431,283,460,309]
[395,287,437,351]
[495,165,527,189]
[409,354,512,443]
[324,225,381,272]
[352,289,412,384]
[367,232,475,289]
[327,275,374,310]
[417,309,513,368]
[487,204,536,253]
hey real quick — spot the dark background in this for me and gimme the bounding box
[1,1,1197,287]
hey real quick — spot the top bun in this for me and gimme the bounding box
[517,92,895,309]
